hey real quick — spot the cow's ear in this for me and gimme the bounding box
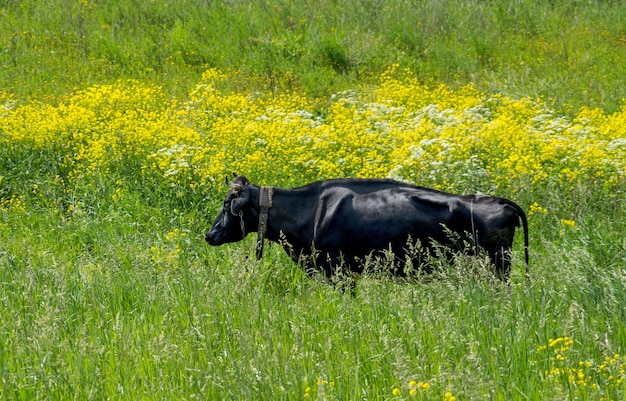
[230,189,250,215]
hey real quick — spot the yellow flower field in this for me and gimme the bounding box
[1,67,625,208]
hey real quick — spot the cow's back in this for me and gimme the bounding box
[311,184,459,257]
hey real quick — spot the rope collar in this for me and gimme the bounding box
[256,186,274,260]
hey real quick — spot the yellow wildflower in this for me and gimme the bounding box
[444,391,457,401]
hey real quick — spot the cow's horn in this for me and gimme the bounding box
[225,172,239,186]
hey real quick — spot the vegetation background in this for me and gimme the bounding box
[1,0,625,400]
[3,0,626,112]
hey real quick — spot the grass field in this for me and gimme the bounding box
[1,0,626,400]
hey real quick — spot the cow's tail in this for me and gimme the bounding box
[511,201,530,277]
[521,207,529,277]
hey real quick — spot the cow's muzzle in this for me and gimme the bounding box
[205,231,216,245]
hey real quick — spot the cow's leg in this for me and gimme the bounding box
[492,244,512,281]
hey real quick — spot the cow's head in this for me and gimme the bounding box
[205,174,258,246]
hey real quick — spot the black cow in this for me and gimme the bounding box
[205,175,529,280]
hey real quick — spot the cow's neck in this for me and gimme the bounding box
[255,186,274,259]
[258,186,318,251]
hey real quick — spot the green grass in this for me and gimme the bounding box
[1,207,625,400]
[2,0,626,399]
[2,0,626,112]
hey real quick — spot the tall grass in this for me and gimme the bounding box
[2,0,626,111]
[1,0,626,400]
[1,207,625,399]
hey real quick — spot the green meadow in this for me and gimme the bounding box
[3,0,626,112]
[1,1,626,400]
